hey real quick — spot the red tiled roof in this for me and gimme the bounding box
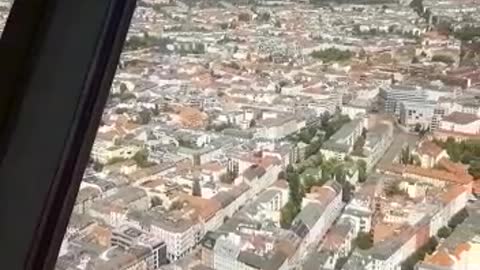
[201,161,224,172]
[417,141,444,158]
[424,249,455,267]
[438,158,469,176]
[179,194,222,221]
[454,243,471,259]
[405,165,473,185]
[441,185,468,204]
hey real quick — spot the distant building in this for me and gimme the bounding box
[416,201,480,270]
[255,114,306,141]
[399,100,436,131]
[435,112,480,140]
[127,209,203,262]
[380,85,453,130]
[413,140,448,169]
[292,181,344,256]
[112,225,168,268]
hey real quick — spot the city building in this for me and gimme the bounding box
[321,118,365,160]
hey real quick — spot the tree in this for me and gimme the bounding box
[355,232,373,250]
[169,200,183,211]
[352,136,366,156]
[311,48,353,63]
[414,123,422,132]
[192,178,202,197]
[220,171,237,184]
[138,109,152,124]
[258,12,271,22]
[334,165,346,184]
[431,54,455,65]
[321,111,331,128]
[468,161,480,179]
[321,159,336,181]
[445,138,462,162]
[419,127,429,137]
[400,145,414,165]
[288,169,302,209]
[402,238,438,270]
[303,175,316,193]
[280,202,296,229]
[133,149,151,167]
[305,140,323,158]
[152,104,160,116]
[385,183,407,197]
[119,82,128,93]
[311,153,323,167]
[342,182,354,203]
[115,107,128,114]
[151,196,162,207]
[93,161,104,172]
[409,0,424,15]
[449,208,469,228]
[249,119,256,128]
[454,26,480,41]
[238,13,250,22]
[299,129,314,144]
[120,91,136,101]
[357,160,367,183]
[437,226,452,239]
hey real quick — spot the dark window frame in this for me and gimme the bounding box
[0,0,136,269]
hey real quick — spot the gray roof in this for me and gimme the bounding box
[190,265,215,270]
[291,221,309,239]
[211,191,236,208]
[342,252,372,270]
[107,186,146,204]
[83,177,117,192]
[127,209,194,233]
[322,141,351,153]
[432,202,480,253]
[263,250,289,270]
[327,118,363,143]
[343,207,371,218]
[243,165,267,181]
[256,189,281,205]
[212,183,250,208]
[67,213,97,231]
[302,251,331,270]
[293,202,326,229]
[238,251,264,269]
[201,231,224,250]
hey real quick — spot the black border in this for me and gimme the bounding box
[0,0,136,269]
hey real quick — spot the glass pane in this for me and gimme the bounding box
[58,0,480,270]
[0,0,13,37]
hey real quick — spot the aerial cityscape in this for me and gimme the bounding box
[1,0,478,269]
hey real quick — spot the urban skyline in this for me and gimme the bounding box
[0,0,478,269]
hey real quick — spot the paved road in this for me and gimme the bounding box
[377,124,419,170]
